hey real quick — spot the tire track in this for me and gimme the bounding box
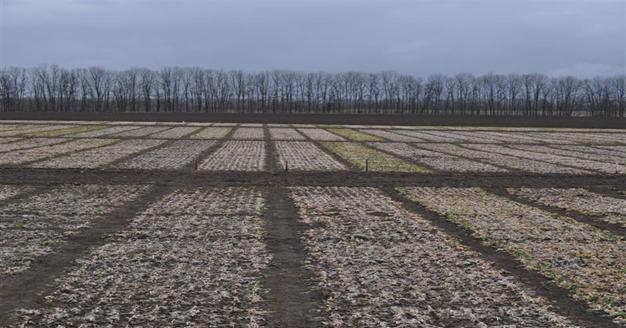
[0,168,623,187]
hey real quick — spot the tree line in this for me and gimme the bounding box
[0,65,624,117]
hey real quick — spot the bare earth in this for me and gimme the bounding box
[0,120,624,327]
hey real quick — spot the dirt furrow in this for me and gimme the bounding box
[0,168,624,188]
[263,124,280,172]
[261,187,324,327]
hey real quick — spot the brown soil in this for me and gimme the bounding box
[1,112,625,128]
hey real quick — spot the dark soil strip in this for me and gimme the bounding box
[586,185,626,200]
[264,125,280,172]
[0,168,624,188]
[0,184,173,325]
[3,111,626,128]
[381,186,622,328]
[261,187,324,327]
[485,185,625,236]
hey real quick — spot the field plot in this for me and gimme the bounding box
[0,184,147,275]
[275,141,346,171]
[297,128,345,141]
[509,187,626,227]
[0,138,67,153]
[148,126,200,139]
[0,125,73,137]
[32,139,165,169]
[288,187,578,327]
[107,126,171,138]
[190,126,232,139]
[268,128,306,140]
[0,139,116,166]
[325,128,384,141]
[232,127,264,140]
[360,129,426,142]
[24,125,105,137]
[322,142,429,172]
[369,142,507,173]
[400,187,625,322]
[69,125,141,138]
[199,140,265,171]
[465,144,624,174]
[9,187,271,326]
[116,140,216,170]
[416,143,589,174]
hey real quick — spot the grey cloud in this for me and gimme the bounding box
[1,0,624,76]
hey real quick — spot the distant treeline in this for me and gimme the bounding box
[0,65,624,117]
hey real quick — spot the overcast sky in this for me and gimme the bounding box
[1,0,624,77]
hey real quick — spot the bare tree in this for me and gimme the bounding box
[0,66,623,118]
